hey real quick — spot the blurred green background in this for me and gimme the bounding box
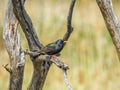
[0,0,120,90]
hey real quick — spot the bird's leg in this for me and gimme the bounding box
[50,55,57,58]
[50,53,61,58]
[56,53,61,56]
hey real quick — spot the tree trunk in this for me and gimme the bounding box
[11,0,52,89]
[96,0,120,61]
[3,0,25,90]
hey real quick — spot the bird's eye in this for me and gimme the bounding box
[58,44,62,47]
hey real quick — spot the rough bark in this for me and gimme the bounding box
[96,0,120,61]
[3,0,25,90]
[3,0,75,90]
[11,0,51,90]
[11,0,76,89]
[12,0,44,51]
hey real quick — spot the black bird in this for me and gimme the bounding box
[39,39,66,55]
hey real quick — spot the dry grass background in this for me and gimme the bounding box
[0,0,120,90]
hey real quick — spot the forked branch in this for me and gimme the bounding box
[24,50,69,70]
[11,0,51,89]
[11,0,76,90]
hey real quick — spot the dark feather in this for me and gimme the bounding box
[38,39,64,55]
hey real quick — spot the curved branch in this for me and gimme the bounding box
[63,0,76,42]
[96,0,120,61]
[12,0,44,50]
[11,0,50,89]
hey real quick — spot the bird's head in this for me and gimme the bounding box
[55,39,67,46]
[56,39,64,45]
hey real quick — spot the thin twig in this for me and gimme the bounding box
[2,64,12,73]
[63,69,73,90]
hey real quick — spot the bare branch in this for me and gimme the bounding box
[96,0,120,61]
[11,0,50,89]
[50,57,69,70]
[63,0,76,42]
[24,49,42,57]
[12,0,44,50]
[25,51,69,70]
[63,70,73,90]
[37,55,69,70]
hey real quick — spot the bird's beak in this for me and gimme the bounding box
[64,41,68,44]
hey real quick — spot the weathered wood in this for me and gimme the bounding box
[11,0,51,90]
[12,0,44,51]
[3,0,26,90]
[11,0,76,89]
[96,0,120,61]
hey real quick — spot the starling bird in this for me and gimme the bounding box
[39,39,66,55]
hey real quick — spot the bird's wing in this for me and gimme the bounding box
[45,43,57,51]
[39,43,56,53]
